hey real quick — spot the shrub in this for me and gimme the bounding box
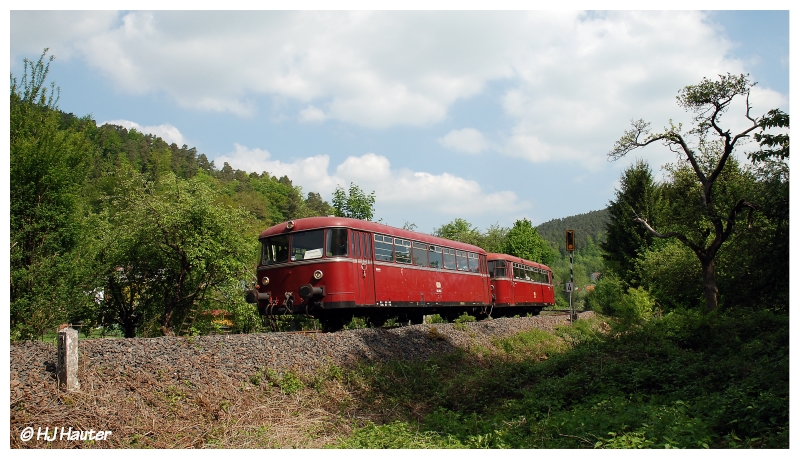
[585,273,625,315]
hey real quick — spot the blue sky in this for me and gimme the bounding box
[9,9,790,233]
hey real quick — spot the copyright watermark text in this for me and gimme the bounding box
[20,426,112,442]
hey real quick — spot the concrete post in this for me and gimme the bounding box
[57,326,79,391]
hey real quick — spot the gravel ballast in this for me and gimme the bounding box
[11,312,594,417]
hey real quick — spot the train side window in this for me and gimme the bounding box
[468,252,480,273]
[443,248,456,270]
[326,228,349,257]
[412,242,428,267]
[374,234,393,261]
[456,250,468,271]
[429,246,443,269]
[394,238,412,264]
[291,230,324,261]
[262,235,290,265]
[494,260,506,278]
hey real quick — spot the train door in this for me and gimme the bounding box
[351,230,376,306]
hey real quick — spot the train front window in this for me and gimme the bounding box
[291,230,324,261]
[262,235,290,265]
[327,228,348,257]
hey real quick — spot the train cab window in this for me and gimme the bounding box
[326,228,349,257]
[468,253,480,273]
[291,230,324,261]
[394,238,412,264]
[262,235,290,265]
[494,260,506,278]
[429,246,443,269]
[487,260,495,278]
[456,250,468,271]
[374,234,393,261]
[412,242,428,267]
[443,248,456,270]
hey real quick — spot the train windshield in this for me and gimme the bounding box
[326,228,348,257]
[291,230,325,261]
[262,235,290,265]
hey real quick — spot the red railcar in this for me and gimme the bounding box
[245,217,493,331]
[487,253,555,316]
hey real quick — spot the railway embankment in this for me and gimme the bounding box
[11,312,594,448]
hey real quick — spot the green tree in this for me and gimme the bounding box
[609,73,776,311]
[433,218,482,246]
[502,219,556,265]
[96,174,256,337]
[332,182,376,221]
[601,159,662,286]
[10,50,97,339]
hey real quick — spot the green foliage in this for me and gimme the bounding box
[96,173,257,337]
[453,313,476,330]
[608,74,788,311]
[584,273,625,315]
[750,109,789,163]
[503,219,556,265]
[601,159,661,286]
[636,239,703,310]
[332,309,788,449]
[10,51,341,339]
[433,218,482,246]
[332,182,376,221]
[10,49,98,339]
[334,421,463,449]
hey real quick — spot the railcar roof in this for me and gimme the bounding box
[259,216,487,254]
[486,252,551,271]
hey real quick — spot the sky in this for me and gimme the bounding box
[8,8,791,234]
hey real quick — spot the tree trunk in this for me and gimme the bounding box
[700,256,719,312]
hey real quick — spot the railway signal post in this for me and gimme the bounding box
[565,230,577,322]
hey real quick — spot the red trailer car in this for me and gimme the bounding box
[245,217,493,331]
[487,253,555,316]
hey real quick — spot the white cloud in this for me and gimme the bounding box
[214,147,528,218]
[101,119,188,146]
[13,11,787,168]
[299,105,327,123]
[438,128,489,154]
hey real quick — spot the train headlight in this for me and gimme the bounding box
[262,276,270,286]
[286,220,295,230]
[313,270,323,280]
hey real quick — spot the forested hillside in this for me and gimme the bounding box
[10,53,335,340]
[536,208,609,254]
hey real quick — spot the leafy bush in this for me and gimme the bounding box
[616,287,656,326]
[584,272,625,315]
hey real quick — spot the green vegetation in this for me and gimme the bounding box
[10,51,341,339]
[608,73,787,311]
[329,310,787,448]
[332,182,377,221]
